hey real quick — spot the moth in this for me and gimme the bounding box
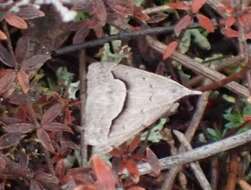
[85,62,200,153]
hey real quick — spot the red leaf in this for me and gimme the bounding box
[0,70,16,95]
[0,133,25,150]
[128,186,145,190]
[16,5,45,20]
[3,123,35,133]
[196,14,215,32]
[124,159,140,183]
[223,28,239,38]
[128,137,140,152]
[4,13,28,29]
[21,54,51,72]
[17,70,30,94]
[146,148,161,176]
[162,41,178,60]
[168,2,190,10]
[74,185,96,190]
[41,103,63,125]
[36,128,55,153]
[174,15,192,36]
[0,43,15,67]
[224,16,236,28]
[192,0,207,13]
[42,122,72,133]
[133,6,150,22]
[34,171,59,186]
[0,30,7,40]
[91,154,116,190]
[55,159,65,179]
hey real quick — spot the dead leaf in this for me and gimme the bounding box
[196,14,215,33]
[174,15,192,36]
[91,155,116,190]
[85,62,200,153]
[36,128,55,153]
[4,13,28,29]
[146,148,161,176]
[41,103,63,125]
[0,133,25,150]
[192,0,207,13]
[17,70,30,94]
[124,159,140,183]
[2,123,35,133]
[163,41,178,60]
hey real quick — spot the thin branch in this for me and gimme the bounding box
[79,50,88,165]
[146,36,249,97]
[173,130,212,190]
[53,26,174,55]
[161,92,210,190]
[136,127,251,175]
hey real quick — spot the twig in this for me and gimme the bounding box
[79,51,88,165]
[197,66,248,91]
[136,127,251,175]
[146,36,249,97]
[224,153,241,190]
[211,157,219,190]
[161,92,210,190]
[53,26,174,55]
[173,130,212,190]
[187,56,242,87]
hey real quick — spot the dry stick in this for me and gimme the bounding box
[188,56,242,87]
[136,126,251,175]
[53,26,174,56]
[79,51,88,165]
[197,66,248,92]
[161,92,210,190]
[224,153,241,190]
[173,130,212,190]
[146,36,249,97]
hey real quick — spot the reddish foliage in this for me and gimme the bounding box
[162,41,178,60]
[91,155,117,190]
[36,128,55,153]
[168,2,190,10]
[174,15,192,36]
[17,70,30,94]
[4,12,28,29]
[145,148,161,177]
[196,13,215,32]
[191,0,207,13]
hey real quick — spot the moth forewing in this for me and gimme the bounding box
[85,62,201,153]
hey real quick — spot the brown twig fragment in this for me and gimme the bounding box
[79,50,88,165]
[136,127,251,175]
[224,153,241,190]
[161,92,210,190]
[146,36,249,97]
[173,130,212,190]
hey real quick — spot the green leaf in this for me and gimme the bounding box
[56,67,74,86]
[223,108,244,129]
[206,128,223,141]
[243,104,251,115]
[141,118,167,143]
[179,30,192,54]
